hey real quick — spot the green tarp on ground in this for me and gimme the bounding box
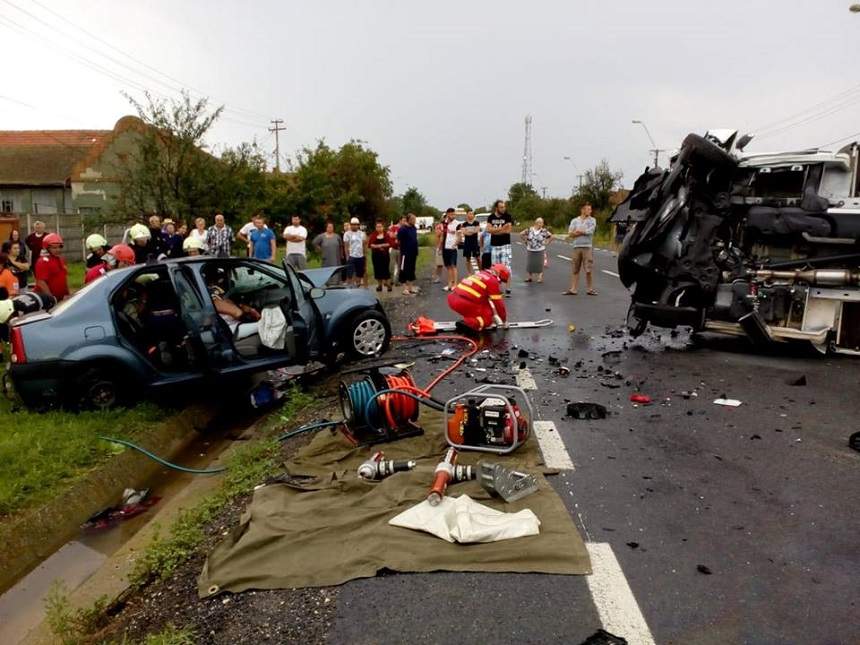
[198,412,590,596]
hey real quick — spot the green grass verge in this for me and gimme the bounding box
[128,386,314,587]
[0,374,167,517]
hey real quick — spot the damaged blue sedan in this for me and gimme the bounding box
[7,258,391,409]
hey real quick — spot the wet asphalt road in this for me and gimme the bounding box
[330,242,860,645]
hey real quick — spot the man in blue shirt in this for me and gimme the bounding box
[249,214,276,262]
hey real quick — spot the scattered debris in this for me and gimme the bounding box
[568,324,577,333]
[548,356,560,366]
[787,374,807,387]
[750,434,762,441]
[696,564,713,575]
[558,366,571,377]
[579,629,629,645]
[566,402,607,420]
[849,431,860,453]
[629,393,651,405]
[713,398,742,407]
[82,488,160,530]
[625,541,639,549]
[517,348,530,359]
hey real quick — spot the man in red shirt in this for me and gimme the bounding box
[34,233,69,301]
[446,263,510,332]
[84,244,135,284]
[25,220,47,262]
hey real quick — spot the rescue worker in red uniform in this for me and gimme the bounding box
[84,244,136,284]
[33,233,69,302]
[447,263,510,333]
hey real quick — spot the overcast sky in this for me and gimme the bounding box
[3,0,859,208]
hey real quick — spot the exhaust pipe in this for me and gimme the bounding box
[752,269,860,286]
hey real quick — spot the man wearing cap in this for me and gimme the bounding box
[343,217,367,287]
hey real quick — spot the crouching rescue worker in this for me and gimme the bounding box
[447,263,510,333]
[84,244,135,284]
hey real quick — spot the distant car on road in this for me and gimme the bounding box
[7,258,391,409]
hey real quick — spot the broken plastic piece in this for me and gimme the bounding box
[566,402,607,420]
[578,629,628,645]
[713,398,742,407]
[629,393,651,404]
[558,366,571,377]
[568,324,577,333]
[479,462,539,502]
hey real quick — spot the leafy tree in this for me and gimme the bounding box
[269,139,393,231]
[507,182,538,209]
[400,186,428,215]
[114,91,224,221]
[457,202,472,211]
[579,160,623,211]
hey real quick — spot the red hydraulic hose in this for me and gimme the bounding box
[391,334,479,393]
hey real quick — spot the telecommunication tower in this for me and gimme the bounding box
[521,114,534,186]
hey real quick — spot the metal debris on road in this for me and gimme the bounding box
[713,398,742,407]
[566,402,608,420]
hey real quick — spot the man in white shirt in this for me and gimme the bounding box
[282,215,308,270]
[343,217,368,287]
[441,208,460,291]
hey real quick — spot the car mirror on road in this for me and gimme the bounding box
[310,287,325,300]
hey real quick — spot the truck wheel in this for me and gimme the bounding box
[348,311,390,358]
[79,368,123,410]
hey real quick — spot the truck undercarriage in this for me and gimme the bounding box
[614,131,860,354]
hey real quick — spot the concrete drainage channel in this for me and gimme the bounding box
[0,400,252,644]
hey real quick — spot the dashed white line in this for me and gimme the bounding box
[557,254,572,261]
[532,420,574,470]
[602,269,620,278]
[515,367,537,391]
[586,543,656,645]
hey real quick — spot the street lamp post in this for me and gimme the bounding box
[563,156,581,195]
[632,119,666,168]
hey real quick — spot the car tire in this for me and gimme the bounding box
[78,367,124,410]
[346,311,390,358]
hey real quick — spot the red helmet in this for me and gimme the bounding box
[491,263,511,283]
[42,233,63,248]
[108,244,135,265]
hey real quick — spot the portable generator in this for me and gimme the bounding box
[445,384,532,454]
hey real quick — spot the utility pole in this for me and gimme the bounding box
[632,119,666,169]
[540,186,547,199]
[269,119,286,172]
[577,174,584,190]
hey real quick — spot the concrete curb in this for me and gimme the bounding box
[0,402,219,595]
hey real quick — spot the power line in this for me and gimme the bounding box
[0,0,270,130]
[754,92,860,141]
[0,13,266,132]
[23,0,272,122]
[753,82,860,134]
[817,130,860,149]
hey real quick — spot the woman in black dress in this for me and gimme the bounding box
[369,220,392,292]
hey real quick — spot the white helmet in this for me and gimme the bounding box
[183,236,205,252]
[85,233,108,251]
[129,223,151,241]
[0,299,13,325]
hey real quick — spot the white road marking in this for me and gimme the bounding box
[602,269,620,278]
[532,420,574,470]
[557,254,572,261]
[586,543,656,645]
[515,367,537,391]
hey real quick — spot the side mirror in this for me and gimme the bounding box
[310,287,325,300]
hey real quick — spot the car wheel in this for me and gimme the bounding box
[79,368,123,410]
[348,311,390,358]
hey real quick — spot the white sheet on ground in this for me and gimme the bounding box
[388,494,540,543]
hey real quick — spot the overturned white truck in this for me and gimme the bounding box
[614,130,860,355]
